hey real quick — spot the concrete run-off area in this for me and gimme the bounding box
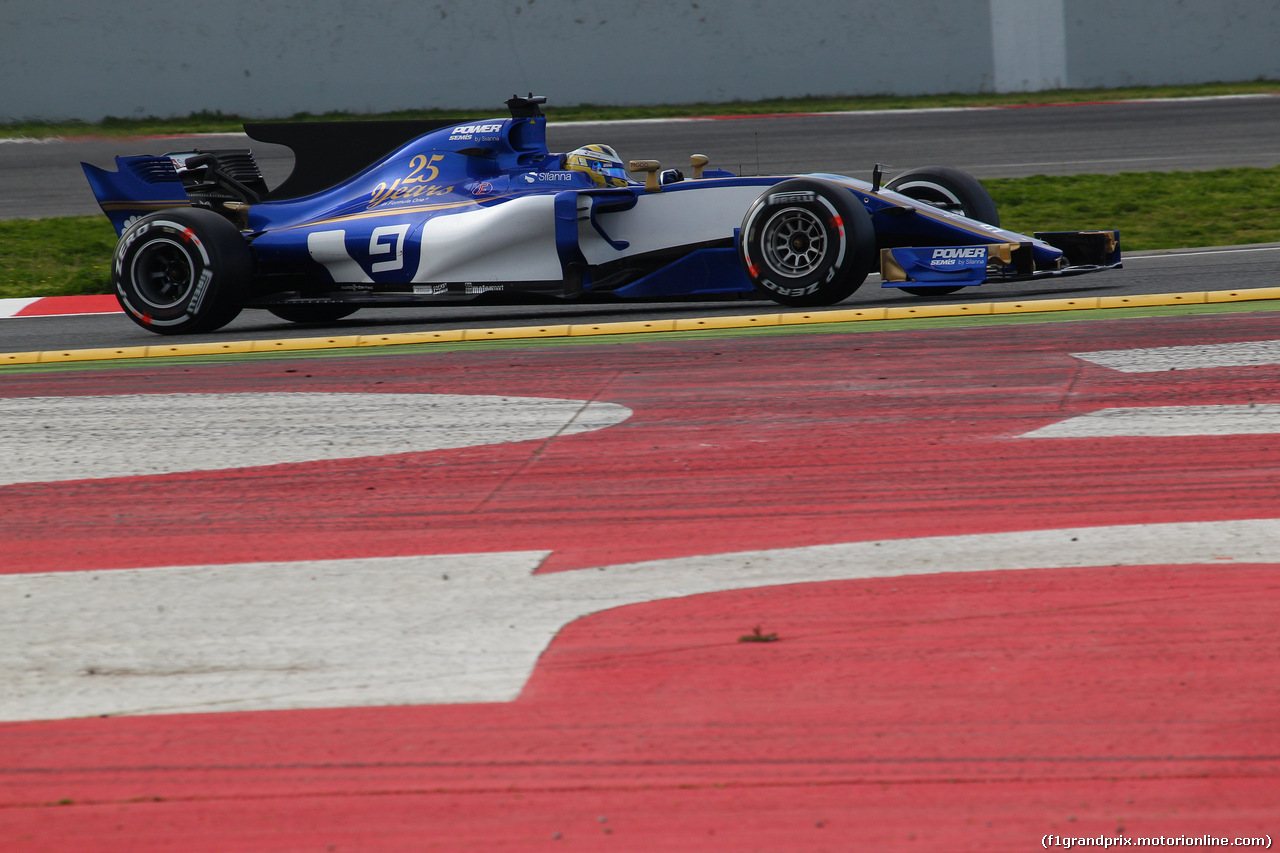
[1,310,1278,850]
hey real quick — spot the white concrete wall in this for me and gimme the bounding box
[0,0,993,121]
[1063,0,1280,89]
[0,0,1276,123]
[991,0,1067,92]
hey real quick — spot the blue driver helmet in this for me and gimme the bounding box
[564,144,630,187]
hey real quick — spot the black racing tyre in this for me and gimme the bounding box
[886,167,1000,297]
[267,304,360,324]
[112,207,250,334]
[738,178,876,307]
[885,166,1000,227]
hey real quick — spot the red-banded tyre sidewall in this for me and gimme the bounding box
[738,179,875,308]
[113,208,249,334]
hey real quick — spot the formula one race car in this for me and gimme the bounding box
[83,95,1121,334]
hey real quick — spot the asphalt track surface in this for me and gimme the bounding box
[3,99,1279,850]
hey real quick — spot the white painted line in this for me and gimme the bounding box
[979,154,1280,172]
[1125,245,1280,260]
[0,551,552,720]
[0,297,40,318]
[1073,339,1280,372]
[148,131,253,139]
[6,94,1271,141]
[3,519,1277,721]
[0,393,631,486]
[1020,404,1280,438]
[564,94,1280,127]
[0,133,248,145]
[0,296,120,319]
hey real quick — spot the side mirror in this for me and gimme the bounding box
[628,160,662,192]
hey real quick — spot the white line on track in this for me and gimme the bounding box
[4,94,1275,140]
[1073,339,1280,373]
[0,393,631,486]
[565,94,1280,127]
[1020,404,1280,437]
[1125,244,1280,260]
[980,154,1280,171]
[0,297,40,318]
[3,519,1277,721]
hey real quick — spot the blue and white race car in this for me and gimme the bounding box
[83,95,1121,334]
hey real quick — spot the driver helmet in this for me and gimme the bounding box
[564,144,630,187]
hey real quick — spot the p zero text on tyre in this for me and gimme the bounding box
[738,178,876,308]
[113,207,251,334]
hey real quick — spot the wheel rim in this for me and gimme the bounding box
[894,181,966,215]
[761,207,827,278]
[130,238,196,309]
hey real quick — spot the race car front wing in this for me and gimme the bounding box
[879,230,1122,288]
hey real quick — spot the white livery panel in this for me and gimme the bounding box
[414,194,562,283]
[578,184,765,265]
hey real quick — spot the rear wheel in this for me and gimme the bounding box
[267,304,360,324]
[113,207,250,334]
[738,178,876,307]
[886,166,999,296]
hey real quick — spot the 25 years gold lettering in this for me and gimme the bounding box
[405,154,444,184]
[369,154,451,208]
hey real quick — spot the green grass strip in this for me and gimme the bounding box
[0,216,118,299]
[988,167,1280,249]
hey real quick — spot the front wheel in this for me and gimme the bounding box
[113,207,251,334]
[885,166,999,226]
[738,178,877,308]
[885,167,999,299]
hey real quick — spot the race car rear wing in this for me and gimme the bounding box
[81,155,192,235]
